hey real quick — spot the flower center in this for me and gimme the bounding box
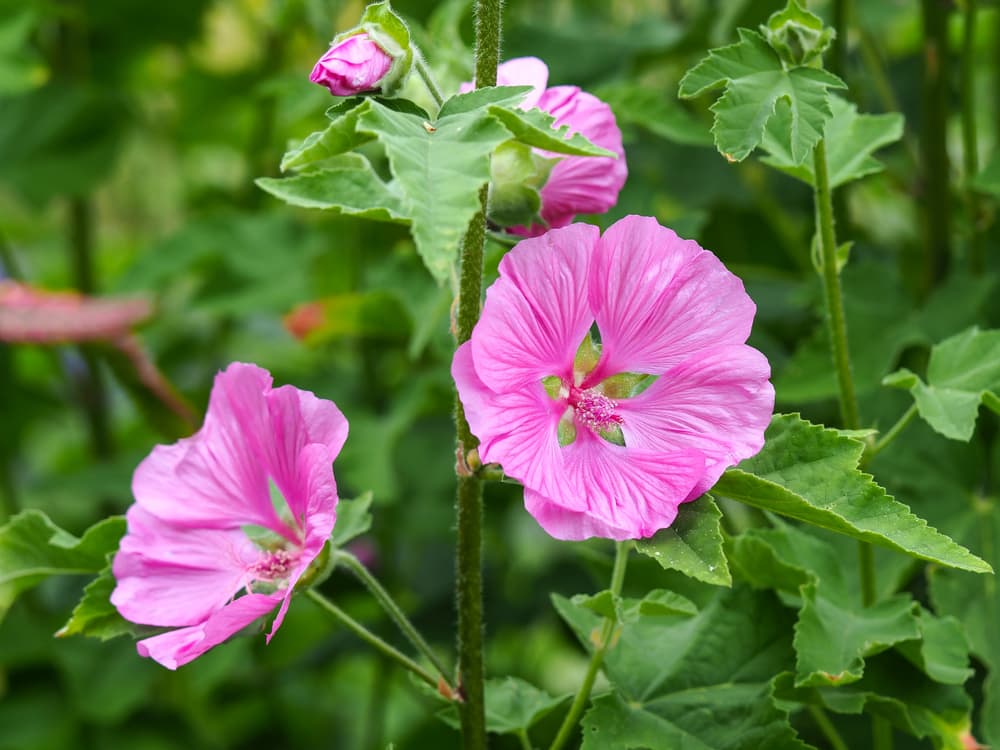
[250,549,298,581]
[568,386,623,433]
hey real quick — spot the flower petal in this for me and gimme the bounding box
[471,223,598,392]
[453,343,565,497]
[111,506,261,627]
[616,345,774,499]
[587,216,756,382]
[135,593,282,670]
[525,429,705,540]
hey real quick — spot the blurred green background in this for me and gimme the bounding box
[1,0,998,748]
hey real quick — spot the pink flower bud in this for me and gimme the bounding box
[309,33,393,97]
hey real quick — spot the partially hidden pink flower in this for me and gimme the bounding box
[453,216,773,540]
[465,57,627,236]
[310,32,393,96]
[111,363,348,669]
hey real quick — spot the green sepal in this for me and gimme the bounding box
[485,141,554,228]
[339,0,414,96]
[761,0,835,66]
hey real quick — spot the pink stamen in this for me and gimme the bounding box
[249,549,298,581]
[568,386,623,433]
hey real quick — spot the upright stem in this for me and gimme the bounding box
[454,2,503,747]
[918,0,952,297]
[334,549,452,685]
[961,0,984,273]
[548,542,629,750]
[812,138,859,431]
[830,0,850,83]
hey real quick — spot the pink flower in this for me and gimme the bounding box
[111,363,348,669]
[453,216,773,540]
[466,57,627,235]
[310,33,393,96]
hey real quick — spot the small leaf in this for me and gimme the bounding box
[331,492,374,548]
[714,414,991,573]
[0,512,125,619]
[896,609,974,686]
[57,565,140,640]
[632,589,698,618]
[437,86,532,117]
[486,105,617,156]
[635,495,731,586]
[437,677,569,735]
[257,153,408,221]
[883,327,1000,441]
[678,28,844,163]
[575,589,617,620]
[280,99,373,171]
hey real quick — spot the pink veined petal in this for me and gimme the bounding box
[587,216,757,383]
[524,489,637,541]
[525,429,706,540]
[453,343,566,499]
[471,223,599,393]
[132,363,294,539]
[111,506,261,627]
[135,592,283,670]
[263,384,348,527]
[616,345,774,500]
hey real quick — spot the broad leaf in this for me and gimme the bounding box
[883,326,1000,441]
[280,99,373,171]
[486,105,616,156]
[356,100,512,283]
[678,28,844,163]
[0,511,125,619]
[553,585,810,750]
[57,565,139,640]
[761,95,903,187]
[438,677,568,736]
[635,495,731,586]
[330,492,375,548]
[595,83,713,147]
[713,414,991,573]
[256,153,407,221]
[437,86,532,116]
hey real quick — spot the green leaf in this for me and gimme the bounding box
[486,105,616,157]
[437,677,569,735]
[352,0,413,95]
[0,511,125,619]
[437,86,532,117]
[762,95,903,187]
[56,564,140,640]
[357,100,512,283]
[280,100,373,171]
[713,414,991,573]
[629,589,698,619]
[634,495,731,586]
[553,585,810,750]
[330,492,374,548]
[897,610,973,686]
[595,83,713,147]
[678,28,844,163]
[972,149,1000,198]
[883,327,1000,441]
[256,153,407,221]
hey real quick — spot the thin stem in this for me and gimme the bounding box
[866,404,918,462]
[961,0,984,273]
[453,1,503,746]
[812,138,860,431]
[305,589,440,690]
[859,540,876,607]
[548,542,630,750]
[873,716,894,750]
[516,728,533,750]
[808,706,849,750]
[830,0,849,82]
[415,54,445,108]
[334,549,453,685]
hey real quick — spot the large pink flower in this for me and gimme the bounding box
[466,57,627,235]
[453,216,773,540]
[111,363,348,669]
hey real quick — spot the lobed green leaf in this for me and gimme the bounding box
[634,494,731,586]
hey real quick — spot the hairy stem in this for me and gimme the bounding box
[334,549,453,686]
[961,0,984,273]
[548,542,630,750]
[453,1,504,747]
[306,589,441,690]
[415,55,446,108]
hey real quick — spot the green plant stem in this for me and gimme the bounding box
[548,542,630,750]
[961,0,984,273]
[452,2,503,747]
[334,549,453,686]
[808,706,849,750]
[415,55,445,108]
[305,589,441,690]
[831,0,850,82]
[812,138,860,431]
[866,404,918,462]
[516,729,533,750]
[873,716,893,750]
[859,540,876,606]
[919,0,952,297]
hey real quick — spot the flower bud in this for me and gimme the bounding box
[310,33,393,97]
[761,0,834,66]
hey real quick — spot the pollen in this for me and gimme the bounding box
[568,386,623,433]
[250,549,297,581]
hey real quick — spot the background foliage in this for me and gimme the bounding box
[1,0,999,748]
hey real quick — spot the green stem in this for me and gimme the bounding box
[859,540,876,607]
[961,0,984,274]
[453,2,503,746]
[873,715,894,750]
[812,138,860,431]
[548,542,630,750]
[516,728,533,750]
[415,54,446,108]
[334,549,453,685]
[866,404,918,462]
[808,706,849,750]
[305,589,440,690]
[830,0,850,82]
